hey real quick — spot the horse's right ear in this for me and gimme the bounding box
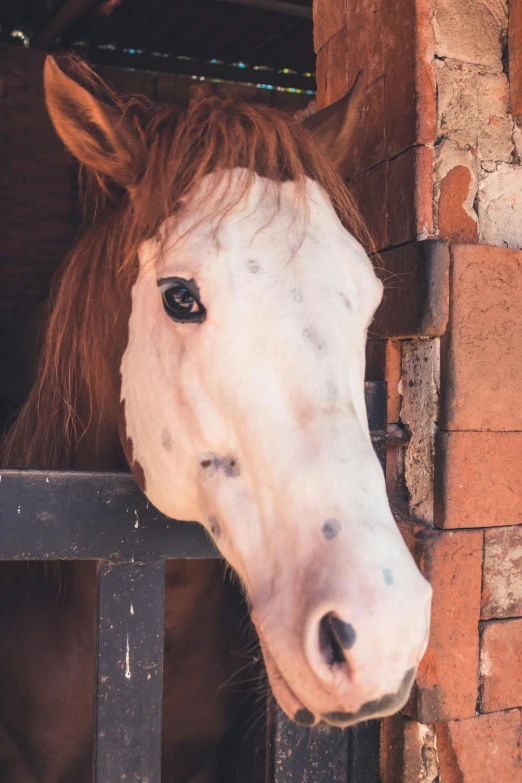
[43,56,141,189]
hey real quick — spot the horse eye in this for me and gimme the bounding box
[160,279,206,324]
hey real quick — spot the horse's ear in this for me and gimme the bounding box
[43,56,141,189]
[303,71,365,177]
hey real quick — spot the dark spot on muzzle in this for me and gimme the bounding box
[222,457,240,477]
[208,516,221,538]
[294,708,315,727]
[162,428,173,452]
[322,519,341,541]
[200,454,240,477]
[247,258,260,273]
[340,292,352,311]
[321,668,416,725]
[326,380,338,400]
[303,326,326,354]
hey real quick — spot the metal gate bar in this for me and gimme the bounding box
[0,382,387,783]
[95,560,166,783]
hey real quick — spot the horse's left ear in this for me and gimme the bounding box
[303,72,365,177]
[44,56,142,189]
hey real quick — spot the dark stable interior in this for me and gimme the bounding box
[0,0,315,433]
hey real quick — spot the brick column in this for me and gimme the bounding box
[314,1,522,780]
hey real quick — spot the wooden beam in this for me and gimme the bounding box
[32,0,101,49]
[216,0,312,18]
[87,48,316,91]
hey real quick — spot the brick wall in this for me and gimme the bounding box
[0,44,311,432]
[313,1,522,780]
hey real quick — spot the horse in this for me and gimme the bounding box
[0,55,432,783]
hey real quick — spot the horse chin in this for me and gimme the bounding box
[260,640,318,727]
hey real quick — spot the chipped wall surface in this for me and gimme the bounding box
[417,724,439,783]
[400,339,440,524]
[430,0,522,248]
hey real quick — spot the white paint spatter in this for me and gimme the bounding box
[125,635,131,679]
[134,510,139,529]
[130,603,134,616]
[17,506,20,514]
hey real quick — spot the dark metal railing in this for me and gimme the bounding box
[0,382,386,783]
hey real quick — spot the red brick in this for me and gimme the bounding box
[317,25,349,109]
[341,0,387,175]
[441,244,522,431]
[482,526,522,619]
[480,619,522,712]
[386,340,402,424]
[313,0,346,54]
[409,528,483,722]
[510,0,522,118]
[348,163,389,251]
[315,45,328,110]
[435,710,522,783]
[435,432,522,529]
[383,0,417,157]
[349,148,431,252]
[438,166,478,243]
[415,0,437,145]
[346,1,386,79]
[387,148,417,247]
[380,714,408,783]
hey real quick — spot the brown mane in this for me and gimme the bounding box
[2,57,371,470]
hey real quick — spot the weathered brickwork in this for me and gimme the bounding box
[436,710,522,782]
[435,432,522,528]
[313,0,522,778]
[479,619,522,713]
[482,526,522,620]
[440,245,522,432]
[408,528,483,722]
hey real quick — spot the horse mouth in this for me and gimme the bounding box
[260,639,319,727]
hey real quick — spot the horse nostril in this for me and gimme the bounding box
[319,613,356,667]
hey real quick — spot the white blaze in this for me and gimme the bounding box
[120,169,431,725]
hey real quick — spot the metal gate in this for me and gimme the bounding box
[0,382,387,783]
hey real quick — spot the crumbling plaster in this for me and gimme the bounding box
[430,0,522,248]
[401,339,440,525]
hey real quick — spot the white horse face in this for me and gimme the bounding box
[120,169,432,727]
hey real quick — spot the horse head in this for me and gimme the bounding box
[43,56,431,727]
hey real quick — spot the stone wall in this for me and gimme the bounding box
[313,1,522,780]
